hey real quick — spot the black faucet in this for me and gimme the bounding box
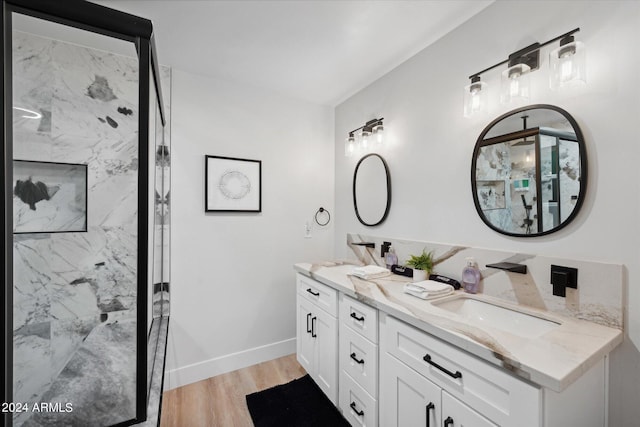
[381,241,391,258]
[550,265,578,297]
[352,242,375,248]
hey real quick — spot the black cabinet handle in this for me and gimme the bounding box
[311,317,317,337]
[444,416,454,427]
[350,402,364,417]
[426,402,435,427]
[350,312,365,322]
[306,313,312,333]
[350,352,365,364]
[306,288,320,297]
[423,354,462,379]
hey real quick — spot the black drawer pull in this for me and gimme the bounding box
[423,354,462,379]
[306,288,320,297]
[350,312,365,322]
[311,316,317,337]
[350,402,364,417]
[444,416,454,427]
[306,313,312,333]
[426,402,435,427]
[350,352,365,364]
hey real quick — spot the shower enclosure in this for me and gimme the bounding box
[1,1,170,426]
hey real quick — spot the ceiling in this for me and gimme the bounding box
[95,1,493,106]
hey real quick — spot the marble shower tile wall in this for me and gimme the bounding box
[347,233,623,329]
[11,30,150,426]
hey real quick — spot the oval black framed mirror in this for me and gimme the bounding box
[472,104,587,237]
[353,153,391,226]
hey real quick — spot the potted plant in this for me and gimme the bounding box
[405,249,434,282]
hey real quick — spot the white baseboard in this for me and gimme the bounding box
[164,337,296,390]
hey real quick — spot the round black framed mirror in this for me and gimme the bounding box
[471,104,587,237]
[353,153,391,226]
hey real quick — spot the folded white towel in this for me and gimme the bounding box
[351,265,391,280]
[403,280,454,300]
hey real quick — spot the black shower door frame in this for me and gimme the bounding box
[0,0,165,425]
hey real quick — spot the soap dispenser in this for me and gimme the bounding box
[462,257,481,294]
[385,246,398,270]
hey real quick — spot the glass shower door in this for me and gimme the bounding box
[3,2,153,425]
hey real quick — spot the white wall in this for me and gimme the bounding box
[166,69,334,388]
[334,1,640,425]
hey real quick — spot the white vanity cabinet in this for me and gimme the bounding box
[379,312,608,427]
[294,269,611,427]
[338,294,379,426]
[380,313,536,426]
[296,274,338,404]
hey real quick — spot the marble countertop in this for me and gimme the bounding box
[294,262,623,392]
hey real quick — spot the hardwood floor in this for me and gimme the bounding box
[160,354,307,427]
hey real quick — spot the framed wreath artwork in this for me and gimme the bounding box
[205,155,262,212]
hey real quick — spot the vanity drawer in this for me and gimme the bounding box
[340,322,378,398]
[380,314,540,427]
[297,273,337,316]
[339,370,377,427]
[339,294,378,344]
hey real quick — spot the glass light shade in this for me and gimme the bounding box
[345,135,356,157]
[549,41,586,90]
[360,130,370,152]
[373,124,384,145]
[501,64,531,104]
[463,80,488,117]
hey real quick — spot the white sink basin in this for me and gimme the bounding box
[431,296,560,338]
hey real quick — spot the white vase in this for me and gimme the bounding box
[413,269,428,282]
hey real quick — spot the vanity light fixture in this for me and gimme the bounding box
[463,76,488,117]
[345,132,356,157]
[500,63,531,104]
[372,120,384,144]
[361,129,370,150]
[464,28,584,116]
[549,34,586,90]
[345,117,384,157]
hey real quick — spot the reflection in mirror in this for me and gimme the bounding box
[472,105,586,237]
[353,153,391,226]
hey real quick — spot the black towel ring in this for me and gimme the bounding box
[315,207,331,226]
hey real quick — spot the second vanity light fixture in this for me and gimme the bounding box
[464,28,586,117]
[345,117,384,157]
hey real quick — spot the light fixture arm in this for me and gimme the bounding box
[349,117,384,135]
[468,28,580,80]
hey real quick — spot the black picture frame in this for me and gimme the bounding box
[205,155,262,213]
[13,160,88,233]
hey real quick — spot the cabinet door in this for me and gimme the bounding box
[297,273,338,316]
[380,352,441,427]
[340,293,378,343]
[441,391,497,427]
[339,370,377,427]
[339,322,378,397]
[381,314,540,426]
[296,296,315,373]
[314,307,338,404]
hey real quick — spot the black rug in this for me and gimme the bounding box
[246,374,350,427]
